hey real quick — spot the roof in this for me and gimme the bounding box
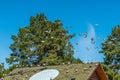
[88,63,108,80]
[3,63,108,80]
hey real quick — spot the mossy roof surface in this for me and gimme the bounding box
[3,63,99,80]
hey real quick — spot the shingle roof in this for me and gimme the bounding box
[4,63,103,80]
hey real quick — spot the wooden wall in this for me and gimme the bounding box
[89,71,100,80]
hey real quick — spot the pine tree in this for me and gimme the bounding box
[6,14,77,66]
[0,63,4,78]
[100,25,120,73]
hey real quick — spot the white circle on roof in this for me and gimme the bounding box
[29,69,59,80]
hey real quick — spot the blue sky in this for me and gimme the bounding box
[0,0,120,68]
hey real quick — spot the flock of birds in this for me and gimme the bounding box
[72,24,107,52]
[79,32,95,44]
[77,32,96,51]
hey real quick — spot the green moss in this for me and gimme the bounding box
[4,63,98,80]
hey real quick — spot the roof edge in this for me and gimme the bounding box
[87,62,100,80]
[99,63,108,80]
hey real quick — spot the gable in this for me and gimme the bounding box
[88,63,108,80]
